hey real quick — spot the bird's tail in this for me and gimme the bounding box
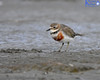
[75,33,83,36]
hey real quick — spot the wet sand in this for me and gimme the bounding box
[0,0,100,80]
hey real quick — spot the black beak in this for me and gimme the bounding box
[46,28,51,31]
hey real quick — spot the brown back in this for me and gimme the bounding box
[60,24,76,38]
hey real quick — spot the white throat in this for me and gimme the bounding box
[50,29,59,38]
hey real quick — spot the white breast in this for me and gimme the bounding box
[50,30,74,43]
[51,33,58,38]
[60,32,74,43]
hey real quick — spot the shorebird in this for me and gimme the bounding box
[46,23,83,52]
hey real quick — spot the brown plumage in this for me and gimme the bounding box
[60,24,76,38]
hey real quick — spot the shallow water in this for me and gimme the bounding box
[0,23,100,52]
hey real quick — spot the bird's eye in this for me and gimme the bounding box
[53,27,56,28]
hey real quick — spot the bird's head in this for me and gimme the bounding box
[46,23,60,32]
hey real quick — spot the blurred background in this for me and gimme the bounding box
[0,0,100,51]
[0,0,100,79]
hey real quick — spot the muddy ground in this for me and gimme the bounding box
[0,0,100,80]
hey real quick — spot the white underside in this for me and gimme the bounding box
[51,31,74,43]
[60,32,74,43]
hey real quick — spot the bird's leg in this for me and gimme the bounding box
[65,42,70,52]
[58,43,64,52]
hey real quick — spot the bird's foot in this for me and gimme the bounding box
[58,50,61,52]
